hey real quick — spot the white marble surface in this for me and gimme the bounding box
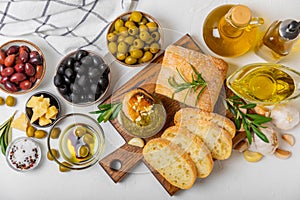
[0,0,300,199]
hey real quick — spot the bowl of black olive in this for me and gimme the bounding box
[53,50,110,106]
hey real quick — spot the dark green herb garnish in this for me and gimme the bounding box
[0,111,17,155]
[168,64,207,105]
[225,95,272,144]
[90,103,122,123]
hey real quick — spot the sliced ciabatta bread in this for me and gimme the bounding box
[174,108,236,138]
[161,126,214,178]
[143,138,197,189]
[174,108,233,160]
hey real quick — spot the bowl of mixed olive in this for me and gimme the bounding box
[0,40,46,94]
[47,113,105,171]
[107,11,163,67]
[53,50,110,106]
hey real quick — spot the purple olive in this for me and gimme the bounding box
[4,81,18,92]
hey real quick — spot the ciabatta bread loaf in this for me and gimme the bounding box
[161,126,214,178]
[155,45,228,112]
[143,138,197,189]
[174,108,234,160]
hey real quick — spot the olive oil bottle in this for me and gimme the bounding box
[203,4,264,57]
[255,20,300,63]
[226,63,300,104]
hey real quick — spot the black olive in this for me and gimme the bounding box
[95,83,104,95]
[57,65,65,75]
[88,68,101,79]
[98,63,108,74]
[64,75,71,85]
[58,84,68,95]
[63,94,71,102]
[65,68,75,80]
[92,55,104,67]
[77,74,88,87]
[74,62,81,73]
[81,55,93,66]
[66,57,75,68]
[98,77,108,89]
[54,74,64,87]
[90,83,98,94]
[75,50,88,61]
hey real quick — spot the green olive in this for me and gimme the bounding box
[125,56,137,65]
[140,51,153,63]
[75,126,86,137]
[78,145,89,158]
[6,96,16,107]
[108,42,117,54]
[107,32,117,42]
[143,45,150,51]
[114,19,124,31]
[116,52,127,61]
[0,97,4,105]
[133,38,144,49]
[145,37,154,44]
[117,35,126,43]
[83,134,94,145]
[130,49,144,59]
[130,11,143,23]
[26,125,36,137]
[146,21,158,32]
[47,149,59,161]
[113,30,118,34]
[151,31,160,41]
[59,162,72,172]
[128,26,139,36]
[139,24,148,32]
[125,21,135,28]
[34,130,47,139]
[124,36,135,45]
[50,127,61,139]
[119,26,128,37]
[150,43,160,54]
[117,41,128,54]
[139,31,151,42]
[139,17,148,25]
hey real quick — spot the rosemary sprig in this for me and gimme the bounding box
[225,95,272,144]
[168,64,207,105]
[90,102,122,123]
[0,111,17,155]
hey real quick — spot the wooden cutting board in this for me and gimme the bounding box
[99,34,203,196]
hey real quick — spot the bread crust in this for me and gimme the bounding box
[143,138,197,189]
[155,45,228,112]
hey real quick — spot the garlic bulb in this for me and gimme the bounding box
[248,124,278,155]
[270,103,300,130]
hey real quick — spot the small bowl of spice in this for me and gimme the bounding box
[6,137,41,172]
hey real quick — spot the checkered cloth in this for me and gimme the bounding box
[0,0,139,55]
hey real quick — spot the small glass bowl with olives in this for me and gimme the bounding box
[107,11,163,67]
[0,40,46,94]
[53,50,110,106]
[47,113,105,171]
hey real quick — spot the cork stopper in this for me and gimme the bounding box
[230,5,252,27]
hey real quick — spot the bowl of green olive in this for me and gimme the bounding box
[47,113,105,171]
[107,11,163,67]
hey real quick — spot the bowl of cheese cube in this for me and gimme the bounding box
[25,91,60,128]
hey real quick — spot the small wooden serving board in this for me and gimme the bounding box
[99,34,203,196]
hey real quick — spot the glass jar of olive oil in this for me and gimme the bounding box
[227,63,300,104]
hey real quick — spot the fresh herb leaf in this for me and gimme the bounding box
[168,64,207,105]
[91,102,122,123]
[226,95,271,144]
[0,111,17,155]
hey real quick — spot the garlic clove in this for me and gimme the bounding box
[274,148,291,159]
[243,150,264,162]
[270,103,300,130]
[281,134,295,146]
[128,137,145,148]
[253,105,270,117]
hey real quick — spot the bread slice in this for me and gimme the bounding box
[174,108,233,160]
[143,138,197,189]
[161,126,214,178]
[155,45,228,112]
[175,108,236,138]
